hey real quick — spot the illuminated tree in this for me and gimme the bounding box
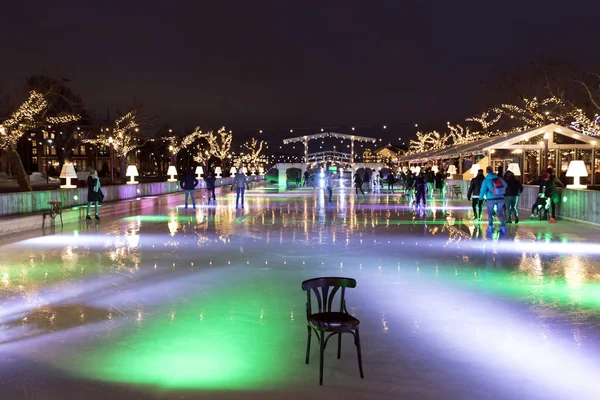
[0,87,80,190]
[493,96,567,130]
[204,126,232,160]
[163,127,204,163]
[241,137,265,167]
[465,110,501,132]
[445,123,479,145]
[84,109,152,178]
[407,131,447,154]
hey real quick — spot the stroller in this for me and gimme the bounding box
[530,193,551,221]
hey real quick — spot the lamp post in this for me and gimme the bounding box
[46,139,53,183]
[108,136,114,184]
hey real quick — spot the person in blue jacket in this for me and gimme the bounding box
[480,166,508,235]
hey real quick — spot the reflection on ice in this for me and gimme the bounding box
[1,185,600,398]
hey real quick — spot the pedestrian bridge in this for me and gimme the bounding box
[270,161,386,185]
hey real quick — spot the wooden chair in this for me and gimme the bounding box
[301,277,364,385]
[450,185,463,199]
[43,201,63,227]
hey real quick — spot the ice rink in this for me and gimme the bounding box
[2,182,600,399]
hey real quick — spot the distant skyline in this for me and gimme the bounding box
[2,1,600,145]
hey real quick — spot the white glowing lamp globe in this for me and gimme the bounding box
[126,165,139,184]
[230,166,237,176]
[195,165,204,179]
[251,167,256,175]
[59,163,77,189]
[431,165,439,173]
[469,164,480,176]
[447,165,457,177]
[167,165,178,182]
[241,166,247,175]
[214,166,222,178]
[507,163,521,176]
[566,160,588,189]
[258,166,265,175]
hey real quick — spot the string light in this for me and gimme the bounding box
[163,127,204,155]
[83,109,148,157]
[0,90,79,149]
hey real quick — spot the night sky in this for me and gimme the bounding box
[1,1,599,144]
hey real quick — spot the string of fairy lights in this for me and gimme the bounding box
[4,87,599,170]
[0,90,79,149]
[407,95,600,156]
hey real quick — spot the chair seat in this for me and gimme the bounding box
[309,312,360,330]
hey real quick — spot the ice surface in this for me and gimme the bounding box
[1,182,600,399]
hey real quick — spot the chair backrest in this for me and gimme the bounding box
[301,277,356,316]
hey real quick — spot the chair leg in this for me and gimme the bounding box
[319,331,325,385]
[355,328,364,378]
[305,326,312,364]
[337,333,342,359]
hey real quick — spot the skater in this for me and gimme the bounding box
[232,170,250,209]
[414,171,427,208]
[504,170,523,223]
[480,166,507,235]
[425,168,435,199]
[86,169,101,220]
[303,170,310,187]
[180,168,199,209]
[326,171,334,204]
[405,170,415,203]
[435,169,446,198]
[204,171,217,205]
[539,172,559,223]
[296,173,301,188]
[354,172,366,198]
[467,169,485,220]
[387,173,396,192]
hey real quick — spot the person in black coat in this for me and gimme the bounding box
[467,169,485,220]
[180,169,199,209]
[204,171,217,204]
[86,169,101,220]
[504,170,523,223]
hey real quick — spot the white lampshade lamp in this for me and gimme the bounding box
[167,165,178,182]
[230,166,237,176]
[251,167,256,175]
[431,165,439,173]
[214,166,222,178]
[241,166,247,175]
[258,166,264,175]
[415,166,421,174]
[469,164,480,176]
[566,160,588,189]
[447,165,457,178]
[59,163,77,189]
[195,165,204,179]
[507,163,521,176]
[126,165,139,184]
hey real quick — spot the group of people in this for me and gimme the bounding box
[180,168,249,210]
[83,166,248,221]
[466,165,561,235]
[351,168,447,202]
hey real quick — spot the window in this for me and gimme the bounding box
[80,145,86,155]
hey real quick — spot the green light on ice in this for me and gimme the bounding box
[74,286,298,390]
